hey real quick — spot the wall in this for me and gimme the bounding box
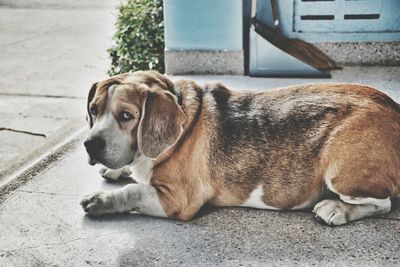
[163,0,244,74]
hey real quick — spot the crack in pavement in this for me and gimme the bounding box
[15,189,81,197]
[0,237,85,254]
[0,127,46,137]
[0,92,83,99]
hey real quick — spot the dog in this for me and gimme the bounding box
[80,70,400,226]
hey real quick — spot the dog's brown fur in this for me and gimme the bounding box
[88,71,400,221]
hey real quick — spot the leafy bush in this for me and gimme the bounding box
[108,0,164,75]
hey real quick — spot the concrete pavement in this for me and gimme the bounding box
[1,67,400,266]
[1,134,399,266]
[0,0,119,180]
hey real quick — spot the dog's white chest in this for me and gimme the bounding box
[130,154,153,184]
[240,185,280,210]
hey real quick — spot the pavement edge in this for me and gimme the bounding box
[0,121,87,203]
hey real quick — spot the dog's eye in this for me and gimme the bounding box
[90,106,98,116]
[118,111,134,122]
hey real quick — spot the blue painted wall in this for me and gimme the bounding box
[163,0,243,51]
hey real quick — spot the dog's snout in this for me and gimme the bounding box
[84,137,105,154]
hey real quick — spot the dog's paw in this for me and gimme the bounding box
[313,199,348,226]
[99,166,132,181]
[80,192,114,216]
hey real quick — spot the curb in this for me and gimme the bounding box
[0,121,87,203]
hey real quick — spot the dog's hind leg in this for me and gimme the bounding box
[313,109,400,225]
[313,196,391,226]
[312,160,395,226]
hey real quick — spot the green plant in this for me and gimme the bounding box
[108,0,164,75]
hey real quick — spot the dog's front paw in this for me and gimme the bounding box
[99,166,132,182]
[80,192,114,216]
[313,199,348,226]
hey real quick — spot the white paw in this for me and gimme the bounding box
[313,199,349,226]
[99,166,132,181]
[80,191,114,216]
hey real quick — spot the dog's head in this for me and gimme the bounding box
[84,71,186,169]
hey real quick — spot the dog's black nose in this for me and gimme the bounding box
[84,137,105,155]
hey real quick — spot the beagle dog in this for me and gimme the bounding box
[81,71,400,226]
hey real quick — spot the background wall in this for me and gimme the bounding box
[163,0,244,74]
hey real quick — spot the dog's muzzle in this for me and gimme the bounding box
[84,137,105,165]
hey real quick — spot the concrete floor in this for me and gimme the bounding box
[1,1,400,266]
[0,0,119,180]
[1,138,399,267]
[1,68,400,266]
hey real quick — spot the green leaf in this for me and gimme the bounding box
[108,0,165,75]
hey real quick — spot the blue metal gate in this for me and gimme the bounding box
[278,0,400,42]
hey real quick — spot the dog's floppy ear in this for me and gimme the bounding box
[145,71,174,92]
[87,82,98,128]
[134,71,176,96]
[138,90,186,159]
